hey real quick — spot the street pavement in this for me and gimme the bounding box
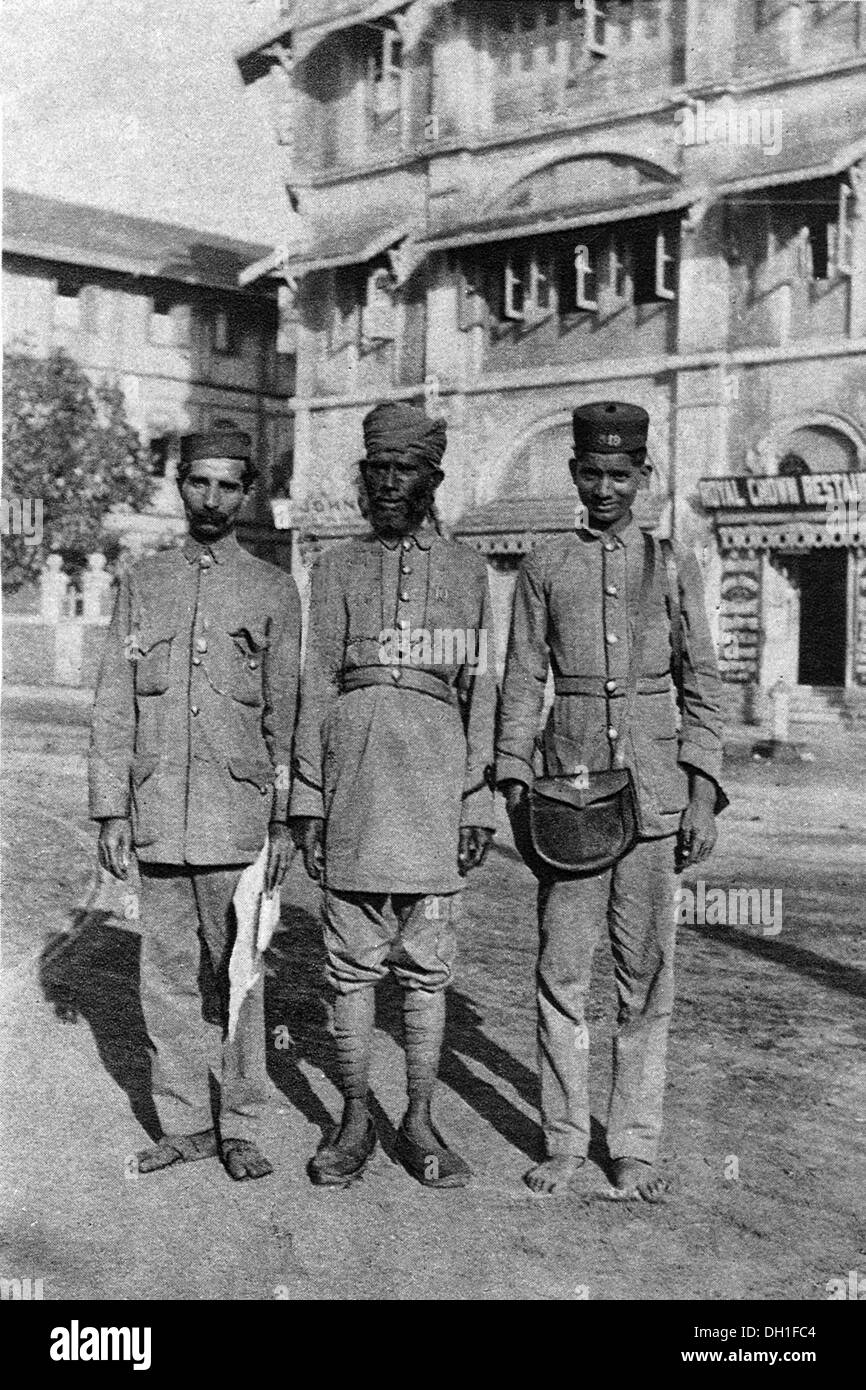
[1,704,864,1300]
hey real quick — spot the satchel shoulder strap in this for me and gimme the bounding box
[611,531,656,770]
[659,537,684,706]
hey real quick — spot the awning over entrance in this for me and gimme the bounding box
[237,0,453,57]
[701,471,866,551]
[421,187,698,256]
[718,133,866,201]
[239,221,416,286]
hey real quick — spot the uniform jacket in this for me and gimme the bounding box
[496,515,726,838]
[289,524,497,895]
[89,532,302,866]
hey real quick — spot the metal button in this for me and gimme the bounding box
[192,656,202,667]
[401,538,411,551]
[608,727,618,740]
[603,542,615,552]
[399,591,410,603]
[401,564,412,575]
[190,704,199,716]
[605,632,618,645]
[200,555,212,568]
[605,584,618,597]
[605,679,617,693]
[391,667,402,682]
[248,659,259,670]
[195,638,207,653]
[259,786,268,797]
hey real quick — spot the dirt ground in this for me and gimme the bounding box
[1,699,864,1301]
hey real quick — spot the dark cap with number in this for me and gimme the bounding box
[179,430,253,465]
[572,402,649,455]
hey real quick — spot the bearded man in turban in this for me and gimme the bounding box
[290,401,497,1189]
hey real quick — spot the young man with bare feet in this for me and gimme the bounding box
[497,402,726,1201]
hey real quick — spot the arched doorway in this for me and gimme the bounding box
[710,419,865,696]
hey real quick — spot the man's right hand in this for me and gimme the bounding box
[98,817,133,879]
[500,780,528,818]
[291,816,326,883]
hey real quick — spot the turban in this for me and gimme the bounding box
[362,402,447,468]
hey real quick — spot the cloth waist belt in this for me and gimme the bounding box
[553,674,671,697]
[340,665,457,706]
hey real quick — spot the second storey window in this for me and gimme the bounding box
[149,296,190,348]
[493,1,619,76]
[53,278,81,330]
[367,23,403,128]
[797,182,855,283]
[213,309,241,356]
[360,266,397,342]
[472,216,681,334]
[502,247,554,322]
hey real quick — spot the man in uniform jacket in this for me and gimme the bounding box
[497,402,727,1201]
[291,401,497,1188]
[90,429,301,1180]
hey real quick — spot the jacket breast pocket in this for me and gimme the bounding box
[134,625,175,697]
[216,626,269,707]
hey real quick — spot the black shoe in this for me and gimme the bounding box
[307,1117,377,1188]
[394,1121,471,1189]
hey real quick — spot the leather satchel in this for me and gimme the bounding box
[523,531,667,877]
[527,767,639,876]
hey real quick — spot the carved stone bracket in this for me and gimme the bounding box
[718,520,865,551]
[263,41,294,77]
[681,193,713,237]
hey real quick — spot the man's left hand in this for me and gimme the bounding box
[266,823,295,894]
[679,799,717,867]
[458,826,494,876]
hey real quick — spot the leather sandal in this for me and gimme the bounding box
[135,1129,218,1174]
[394,1122,471,1189]
[307,1117,377,1188]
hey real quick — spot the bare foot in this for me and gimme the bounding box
[220,1138,274,1182]
[611,1158,668,1202]
[524,1155,586,1195]
[136,1129,218,1174]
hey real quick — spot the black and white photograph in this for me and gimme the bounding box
[1,0,864,1329]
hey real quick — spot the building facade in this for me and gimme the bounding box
[3,188,296,568]
[237,0,866,708]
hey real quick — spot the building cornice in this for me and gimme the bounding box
[286,340,866,414]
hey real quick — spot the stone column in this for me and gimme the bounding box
[39,554,69,624]
[847,161,866,340]
[672,205,732,556]
[81,552,112,622]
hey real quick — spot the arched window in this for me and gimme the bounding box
[778,453,810,478]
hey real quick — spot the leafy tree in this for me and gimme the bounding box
[2,348,154,591]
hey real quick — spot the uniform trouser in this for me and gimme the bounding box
[321,890,460,1102]
[536,835,676,1163]
[322,890,460,995]
[138,864,268,1141]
